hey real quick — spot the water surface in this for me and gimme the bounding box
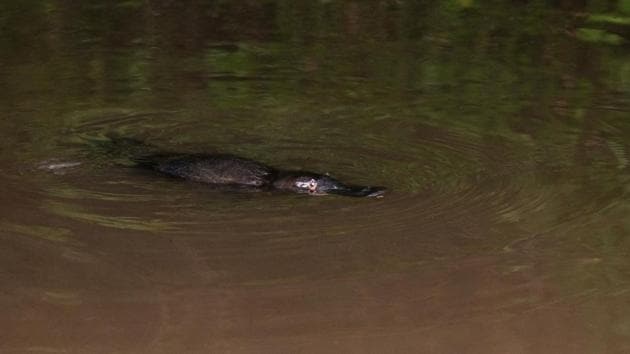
[1,1,630,353]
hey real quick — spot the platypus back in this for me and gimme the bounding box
[146,154,275,187]
[89,136,276,187]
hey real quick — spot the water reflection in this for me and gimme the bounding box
[1,0,630,353]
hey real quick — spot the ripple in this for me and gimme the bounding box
[6,108,625,277]
[34,119,529,240]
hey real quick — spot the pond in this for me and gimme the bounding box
[1,1,630,353]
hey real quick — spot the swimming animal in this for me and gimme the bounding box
[137,153,386,197]
[96,137,386,197]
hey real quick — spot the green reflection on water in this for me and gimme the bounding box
[45,201,182,232]
[0,221,74,243]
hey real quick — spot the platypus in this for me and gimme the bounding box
[88,136,384,197]
[136,153,385,197]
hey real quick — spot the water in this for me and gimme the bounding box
[1,1,630,353]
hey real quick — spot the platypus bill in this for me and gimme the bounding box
[137,153,386,198]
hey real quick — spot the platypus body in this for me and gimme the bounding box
[84,136,385,197]
[134,152,385,198]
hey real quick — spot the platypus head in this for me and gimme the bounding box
[273,172,386,197]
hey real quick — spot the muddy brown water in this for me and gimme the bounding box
[1,2,630,353]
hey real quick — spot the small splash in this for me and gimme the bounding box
[37,159,81,171]
[37,160,82,175]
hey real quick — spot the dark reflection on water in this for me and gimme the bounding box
[1,1,630,353]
